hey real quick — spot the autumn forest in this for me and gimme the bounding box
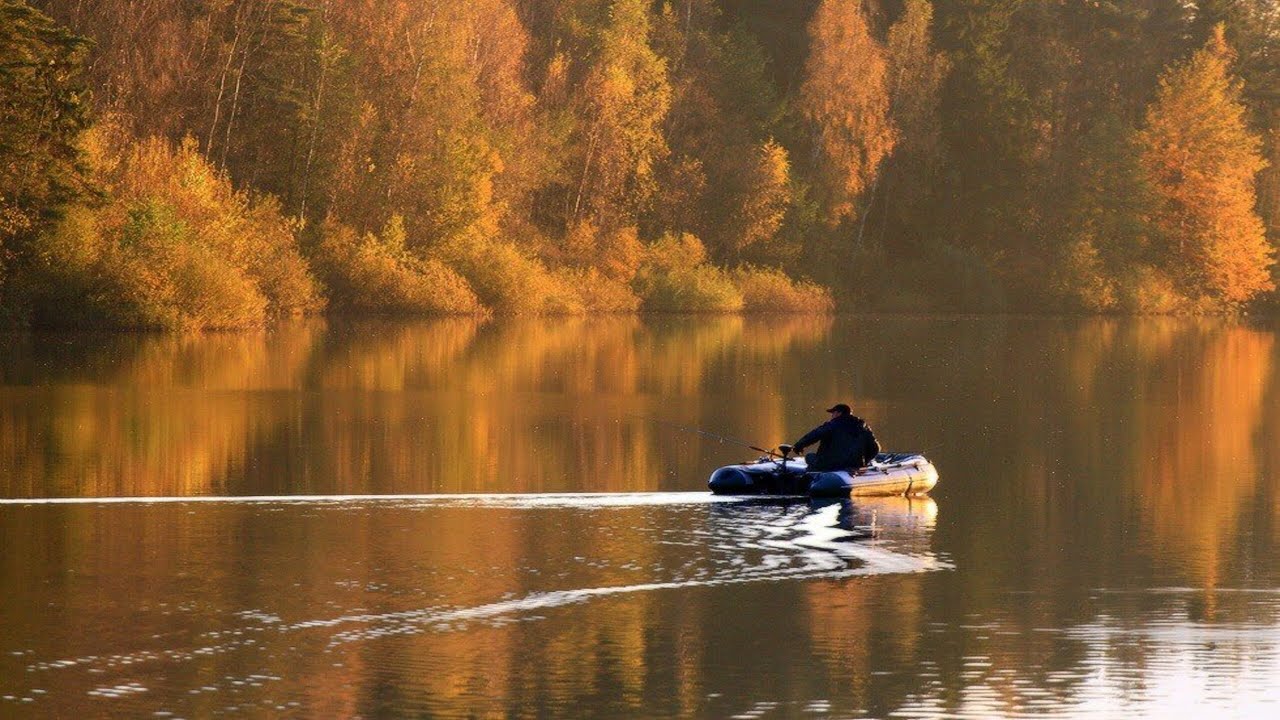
[3,0,1280,328]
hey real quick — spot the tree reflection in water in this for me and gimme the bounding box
[1,316,1278,717]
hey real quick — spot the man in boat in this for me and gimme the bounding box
[792,404,878,472]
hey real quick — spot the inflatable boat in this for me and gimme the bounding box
[707,445,939,498]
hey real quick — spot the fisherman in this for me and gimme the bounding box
[792,403,878,472]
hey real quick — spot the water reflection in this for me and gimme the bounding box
[0,316,837,498]
[0,495,945,718]
[2,315,1279,717]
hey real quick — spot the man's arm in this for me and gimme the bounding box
[793,422,830,453]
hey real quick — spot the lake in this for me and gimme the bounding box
[2,315,1278,718]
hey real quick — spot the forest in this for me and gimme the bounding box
[2,0,1279,328]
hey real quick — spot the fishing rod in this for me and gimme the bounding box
[632,414,783,459]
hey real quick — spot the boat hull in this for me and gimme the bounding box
[707,453,938,497]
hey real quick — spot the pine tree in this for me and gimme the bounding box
[934,0,1037,254]
[1139,25,1273,306]
[0,0,91,254]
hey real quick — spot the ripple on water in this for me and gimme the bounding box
[3,498,949,717]
[883,596,1280,719]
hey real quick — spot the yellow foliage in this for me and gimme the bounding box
[91,126,321,317]
[452,238,570,314]
[639,264,743,313]
[734,266,834,313]
[723,141,792,258]
[633,234,832,313]
[799,0,896,225]
[573,0,672,227]
[313,218,483,315]
[1115,266,1187,314]
[597,226,644,282]
[24,126,321,329]
[1054,238,1117,312]
[559,222,644,283]
[562,220,600,267]
[34,200,268,329]
[556,267,641,313]
[642,232,707,273]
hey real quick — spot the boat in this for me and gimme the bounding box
[707,444,939,497]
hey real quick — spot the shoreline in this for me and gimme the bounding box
[2,309,1274,336]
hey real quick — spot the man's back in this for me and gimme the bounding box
[796,414,869,471]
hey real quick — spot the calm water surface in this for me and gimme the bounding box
[1,315,1279,718]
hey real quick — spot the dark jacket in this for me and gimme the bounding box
[794,415,876,472]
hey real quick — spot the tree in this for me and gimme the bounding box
[322,0,528,255]
[568,0,672,231]
[798,0,895,227]
[1052,115,1156,311]
[1190,1,1280,248]
[32,0,209,139]
[204,0,314,198]
[878,0,948,242]
[726,139,791,260]
[0,0,91,300]
[649,2,783,257]
[934,0,1036,246]
[1139,25,1273,305]
[1260,112,1280,242]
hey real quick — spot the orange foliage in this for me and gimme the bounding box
[799,0,896,226]
[1139,26,1274,306]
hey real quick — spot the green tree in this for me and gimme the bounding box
[877,0,948,245]
[205,0,314,201]
[1139,25,1273,306]
[1051,115,1156,311]
[649,2,783,257]
[0,0,91,284]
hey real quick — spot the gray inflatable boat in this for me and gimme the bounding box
[707,446,939,497]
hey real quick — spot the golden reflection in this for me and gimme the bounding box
[1137,325,1273,604]
[803,497,936,685]
[1048,318,1276,620]
[858,495,938,528]
[0,323,321,497]
[318,318,483,390]
[0,317,843,497]
[2,316,1278,718]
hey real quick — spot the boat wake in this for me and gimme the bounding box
[311,500,950,646]
[13,496,950,708]
[0,491,736,507]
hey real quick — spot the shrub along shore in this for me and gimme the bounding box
[8,126,830,329]
[4,1,1279,328]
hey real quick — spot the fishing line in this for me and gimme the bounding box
[628,414,781,458]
